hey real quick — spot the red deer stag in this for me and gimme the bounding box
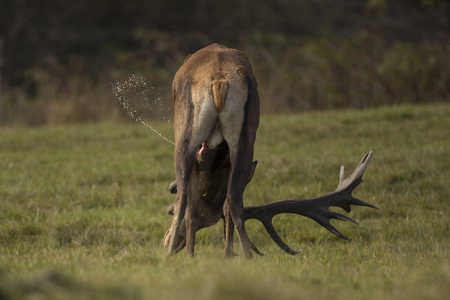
[164,44,378,258]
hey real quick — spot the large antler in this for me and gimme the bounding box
[243,151,379,255]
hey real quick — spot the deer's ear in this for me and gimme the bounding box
[169,180,177,194]
[167,204,174,215]
[247,161,258,184]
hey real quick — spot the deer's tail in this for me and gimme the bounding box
[212,79,228,111]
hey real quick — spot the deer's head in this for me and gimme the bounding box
[163,141,258,253]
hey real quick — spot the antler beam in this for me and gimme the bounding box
[243,151,379,255]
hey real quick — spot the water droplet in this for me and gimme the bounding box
[112,75,175,146]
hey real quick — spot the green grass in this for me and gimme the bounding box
[0,104,449,299]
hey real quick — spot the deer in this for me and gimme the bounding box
[163,43,378,258]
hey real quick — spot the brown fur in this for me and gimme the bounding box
[166,43,260,258]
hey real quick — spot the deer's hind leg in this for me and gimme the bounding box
[168,98,218,256]
[219,97,257,258]
[224,142,256,258]
[167,139,196,255]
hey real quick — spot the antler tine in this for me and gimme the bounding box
[243,151,379,255]
[250,240,265,256]
[315,217,352,241]
[350,198,380,210]
[262,217,300,255]
[337,151,373,192]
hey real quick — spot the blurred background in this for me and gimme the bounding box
[0,0,448,126]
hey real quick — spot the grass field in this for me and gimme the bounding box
[1,104,449,299]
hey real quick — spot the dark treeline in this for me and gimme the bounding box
[1,0,449,125]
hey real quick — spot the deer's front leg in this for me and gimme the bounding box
[185,161,200,256]
[167,192,188,254]
[185,207,199,256]
[223,202,237,258]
